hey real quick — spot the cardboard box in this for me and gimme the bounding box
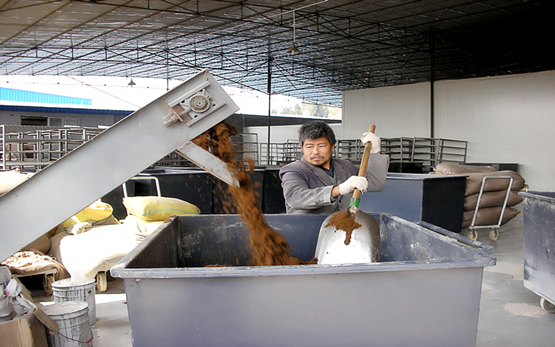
[0,311,48,347]
[0,276,57,347]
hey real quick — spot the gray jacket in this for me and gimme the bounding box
[279,154,389,214]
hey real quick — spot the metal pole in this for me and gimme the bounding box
[429,35,437,167]
[267,55,272,166]
[430,34,435,138]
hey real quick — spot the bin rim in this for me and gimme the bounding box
[111,257,494,279]
[417,221,495,254]
[519,191,555,203]
[386,173,468,180]
[110,213,496,279]
[110,212,497,278]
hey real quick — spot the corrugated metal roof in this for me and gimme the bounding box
[1,1,553,107]
[0,87,92,105]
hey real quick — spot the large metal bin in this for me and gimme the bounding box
[150,169,215,214]
[212,169,264,214]
[358,173,467,233]
[262,167,286,213]
[102,169,216,218]
[520,191,555,312]
[111,213,495,347]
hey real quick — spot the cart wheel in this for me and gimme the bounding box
[489,228,499,241]
[43,274,55,295]
[466,230,478,240]
[96,272,108,293]
[540,297,555,314]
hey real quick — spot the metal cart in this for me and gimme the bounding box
[466,176,513,241]
[13,268,57,295]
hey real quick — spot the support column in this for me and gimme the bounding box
[430,34,435,138]
[267,55,272,166]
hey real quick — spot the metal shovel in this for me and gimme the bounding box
[314,125,380,265]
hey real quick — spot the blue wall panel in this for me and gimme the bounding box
[0,87,92,105]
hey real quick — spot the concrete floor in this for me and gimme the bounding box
[474,209,555,346]
[31,208,555,347]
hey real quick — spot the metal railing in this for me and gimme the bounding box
[1,125,467,171]
[255,137,467,167]
[0,125,105,170]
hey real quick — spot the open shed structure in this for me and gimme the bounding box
[1,0,554,107]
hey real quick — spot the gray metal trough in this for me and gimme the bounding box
[520,191,555,312]
[111,213,496,347]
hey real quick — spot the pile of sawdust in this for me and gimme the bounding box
[193,122,315,266]
[326,211,361,245]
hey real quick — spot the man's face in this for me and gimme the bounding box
[302,137,334,169]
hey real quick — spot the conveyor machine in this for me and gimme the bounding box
[0,70,239,261]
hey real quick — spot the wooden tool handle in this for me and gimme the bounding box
[352,124,376,200]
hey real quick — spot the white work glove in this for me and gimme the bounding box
[338,176,368,196]
[361,132,381,154]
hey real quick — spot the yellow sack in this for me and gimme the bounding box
[63,200,114,228]
[123,196,200,221]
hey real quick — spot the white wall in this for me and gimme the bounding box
[342,70,555,191]
[245,123,343,143]
[342,82,431,138]
[435,72,555,191]
[0,109,122,127]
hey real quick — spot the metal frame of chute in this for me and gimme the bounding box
[0,70,239,262]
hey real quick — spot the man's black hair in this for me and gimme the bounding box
[298,121,336,146]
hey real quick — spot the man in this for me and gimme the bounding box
[279,121,389,214]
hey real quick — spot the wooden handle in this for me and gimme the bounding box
[352,124,375,199]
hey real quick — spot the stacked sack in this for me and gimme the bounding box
[434,163,526,229]
[0,169,29,197]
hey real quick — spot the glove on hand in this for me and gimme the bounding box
[361,132,381,154]
[338,176,368,195]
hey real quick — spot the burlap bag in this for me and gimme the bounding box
[462,206,520,228]
[464,190,523,211]
[464,171,525,196]
[434,163,497,175]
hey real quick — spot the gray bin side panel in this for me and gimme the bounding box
[124,214,321,269]
[123,267,484,347]
[359,179,424,222]
[522,192,555,304]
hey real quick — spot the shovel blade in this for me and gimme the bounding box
[314,209,380,265]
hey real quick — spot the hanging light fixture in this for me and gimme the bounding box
[287,10,300,55]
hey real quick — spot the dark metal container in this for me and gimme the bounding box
[358,173,466,233]
[520,191,555,312]
[111,213,495,347]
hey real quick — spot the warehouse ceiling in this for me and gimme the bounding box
[1,0,554,107]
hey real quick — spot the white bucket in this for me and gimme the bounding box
[52,278,96,325]
[42,301,93,347]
